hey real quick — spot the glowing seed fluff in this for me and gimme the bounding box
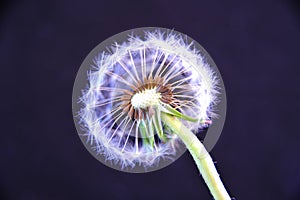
[78,30,218,169]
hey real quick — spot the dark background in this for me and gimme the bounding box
[1,0,300,199]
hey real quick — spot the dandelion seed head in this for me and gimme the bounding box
[74,28,223,172]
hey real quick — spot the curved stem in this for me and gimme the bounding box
[161,113,231,200]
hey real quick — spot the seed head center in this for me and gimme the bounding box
[131,87,161,109]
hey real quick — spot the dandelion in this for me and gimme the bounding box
[73,28,232,200]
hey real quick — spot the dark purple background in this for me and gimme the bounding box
[1,0,300,199]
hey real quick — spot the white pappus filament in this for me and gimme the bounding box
[78,30,219,169]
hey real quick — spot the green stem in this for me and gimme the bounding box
[161,113,231,200]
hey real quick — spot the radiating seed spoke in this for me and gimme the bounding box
[122,120,136,152]
[128,49,142,83]
[158,54,177,77]
[108,116,129,144]
[148,47,160,80]
[105,71,138,91]
[118,60,139,85]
